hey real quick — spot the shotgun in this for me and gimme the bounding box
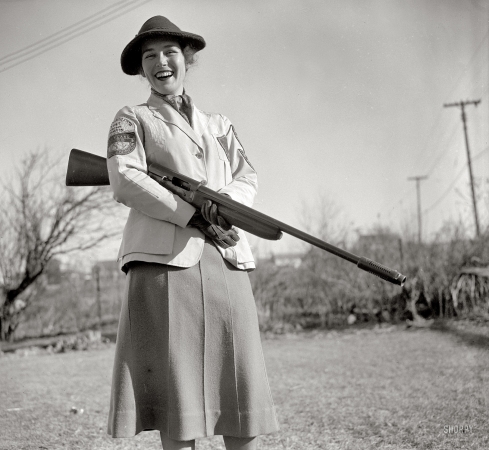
[66,149,406,286]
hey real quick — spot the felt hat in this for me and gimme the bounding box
[121,16,206,75]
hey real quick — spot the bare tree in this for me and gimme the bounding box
[300,193,353,245]
[0,150,120,341]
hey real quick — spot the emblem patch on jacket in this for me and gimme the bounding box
[107,117,137,158]
[217,125,255,171]
[216,134,231,161]
[231,125,255,171]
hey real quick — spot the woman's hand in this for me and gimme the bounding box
[201,199,232,230]
[188,211,239,249]
[161,179,237,246]
[205,223,240,249]
[162,179,233,230]
[160,178,194,201]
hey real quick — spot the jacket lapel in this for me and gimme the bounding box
[147,93,208,150]
[191,107,211,138]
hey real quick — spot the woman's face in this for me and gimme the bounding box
[141,38,186,96]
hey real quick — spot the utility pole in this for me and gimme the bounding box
[443,99,481,237]
[408,175,428,243]
[94,265,102,330]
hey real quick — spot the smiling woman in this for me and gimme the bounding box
[140,39,188,96]
[105,15,279,450]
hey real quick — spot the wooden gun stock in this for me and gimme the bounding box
[66,149,407,286]
[66,149,110,186]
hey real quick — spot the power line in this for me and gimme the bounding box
[379,120,459,219]
[377,124,458,218]
[407,111,454,176]
[444,28,489,100]
[0,0,130,65]
[425,123,460,177]
[424,170,465,216]
[424,146,489,216]
[0,0,150,72]
[0,0,152,74]
[377,185,415,218]
[472,146,489,161]
[375,23,488,226]
[407,28,488,179]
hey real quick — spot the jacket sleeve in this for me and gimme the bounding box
[106,106,196,227]
[216,115,258,207]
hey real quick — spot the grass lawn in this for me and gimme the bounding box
[0,322,488,450]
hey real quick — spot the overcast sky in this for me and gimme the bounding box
[0,0,488,262]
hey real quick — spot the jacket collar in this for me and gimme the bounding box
[147,91,210,150]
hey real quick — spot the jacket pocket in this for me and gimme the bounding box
[119,209,175,257]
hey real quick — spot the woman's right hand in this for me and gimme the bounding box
[161,180,233,231]
[161,179,238,247]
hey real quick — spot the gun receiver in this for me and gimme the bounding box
[66,149,407,286]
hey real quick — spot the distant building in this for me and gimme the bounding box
[357,233,401,251]
[270,252,303,269]
[44,258,62,286]
[92,260,123,281]
[356,232,404,270]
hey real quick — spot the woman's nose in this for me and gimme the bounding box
[156,52,168,66]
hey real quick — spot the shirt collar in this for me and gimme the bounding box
[149,88,194,127]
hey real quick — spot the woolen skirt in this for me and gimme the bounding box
[107,239,280,440]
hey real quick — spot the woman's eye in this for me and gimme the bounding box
[145,54,155,59]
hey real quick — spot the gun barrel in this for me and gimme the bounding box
[357,257,406,286]
[66,149,407,286]
[269,219,406,286]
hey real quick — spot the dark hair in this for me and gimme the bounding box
[182,44,198,69]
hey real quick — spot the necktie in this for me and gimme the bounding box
[151,88,194,127]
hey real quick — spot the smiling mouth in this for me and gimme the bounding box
[155,71,173,79]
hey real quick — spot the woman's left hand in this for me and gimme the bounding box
[201,199,232,230]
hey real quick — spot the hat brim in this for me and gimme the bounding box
[121,30,206,75]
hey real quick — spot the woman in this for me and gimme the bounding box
[106,16,280,450]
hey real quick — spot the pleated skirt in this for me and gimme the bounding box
[107,239,280,440]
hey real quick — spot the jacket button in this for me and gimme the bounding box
[201,180,207,186]
[195,153,203,159]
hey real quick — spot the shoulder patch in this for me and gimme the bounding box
[107,117,136,158]
[230,125,255,172]
[216,134,231,162]
[109,117,135,135]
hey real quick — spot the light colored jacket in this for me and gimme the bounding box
[107,92,257,270]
